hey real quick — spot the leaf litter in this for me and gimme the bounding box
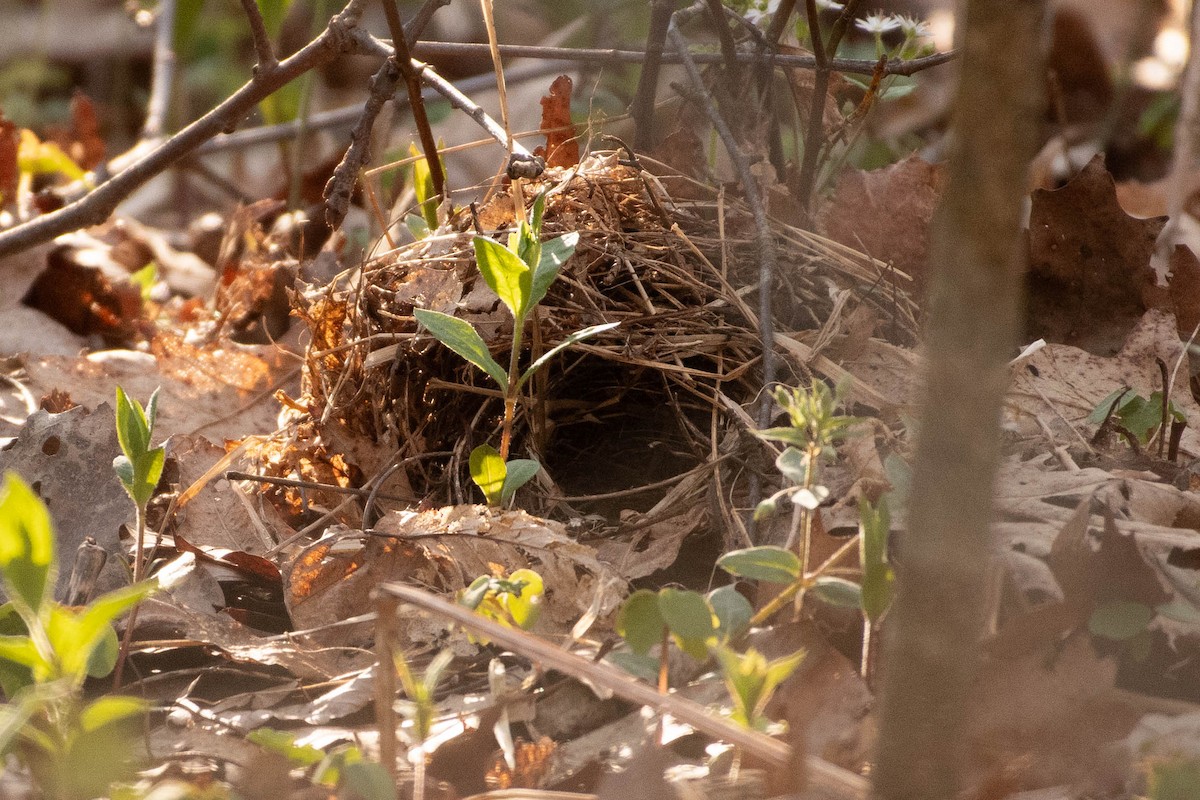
[7,66,1200,800]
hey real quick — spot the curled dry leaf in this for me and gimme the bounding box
[538,75,579,169]
[818,155,945,288]
[1027,154,1166,354]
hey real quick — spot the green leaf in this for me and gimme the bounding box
[810,576,863,609]
[0,473,56,619]
[707,585,753,643]
[527,231,579,312]
[518,322,619,389]
[1088,599,1154,641]
[753,497,779,521]
[248,728,326,767]
[500,459,540,505]
[775,447,809,484]
[615,589,664,655]
[0,698,34,756]
[606,650,660,682]
[410,142,443,231]
[717,546,801,583]
[115,386,151,460]
[79,695,147,732]
[1088,388,1132,424]
[17,130,85,181]
[342,760,398,800]
[0,634,46,673]
[70,581,154,679]
[499,568,543,629]
[754,426,811,448]
[474,235,531,320]
[128,448,164,508]
[459,575,493,611]
[469,445,506,506]
[657,587,716,657]
[859,498,894,622]
[415,309,508,390]
[129,263,157,302]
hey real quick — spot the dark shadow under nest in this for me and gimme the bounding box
[274,150,918,546]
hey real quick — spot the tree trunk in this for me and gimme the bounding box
[871,2,1046,799]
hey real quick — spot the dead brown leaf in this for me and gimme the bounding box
[818,155,945,287]
[1027,154,1165,353]
[538,75,579,169]
[0,111,16,206]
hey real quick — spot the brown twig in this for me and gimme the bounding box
[794,0,865,213]
[141,0,179,140]
[381,0,445,200]
[0,0,369,259]
[763,0,797,47]
[239,0,278,70]
[632,0,679,150]
[412,39,956,77]
[326,0,447,229]
[704,0,741,79]
[324,58,402,229]
[667,10,777,423]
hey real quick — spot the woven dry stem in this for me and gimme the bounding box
[280,149,918,532]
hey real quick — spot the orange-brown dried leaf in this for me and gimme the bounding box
[150,332,272,392]
[538,75,578,168]
[818,155,946,287]
[0,113,16,206]
[1027,154,1165,352]
[23,249,144,344]
[69,90,105,170]
[486,737,556,790]
[1167,244,1200,337]
[39,388,77,414]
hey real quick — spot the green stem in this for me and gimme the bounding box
[499,323,523,462]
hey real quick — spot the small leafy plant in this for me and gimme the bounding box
[1089,386,1187,457]
[457,568,545,633]
[717,380,895,685]
[612,584,798,732]
[247,728,398,800]
[0,472,156,800]
[415,193,617,506]
[113,386,165,584]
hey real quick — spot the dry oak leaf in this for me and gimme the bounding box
[537,75,579,169]
[1027,154,1165,353]
[818,154,945,287]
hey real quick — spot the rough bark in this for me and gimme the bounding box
[871,2,1046,799]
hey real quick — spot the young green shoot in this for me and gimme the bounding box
[0,472,155,799]
[113,386,164,585]
[415,192,617,505]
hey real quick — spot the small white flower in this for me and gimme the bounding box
[896,14,932,38]
[854,12,902,34]
[816,0,846,11]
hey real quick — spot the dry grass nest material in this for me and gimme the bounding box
[285,149,918,527]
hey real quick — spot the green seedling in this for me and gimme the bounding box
[458,568,545,633]
[612,585,753,684]
[113,386,165,585]
[415,192,618,505]
[0,472,156,800]
[1089,387,1187,455]
[248,728,397,800]
[405,143,445,239]
[710,644,805,732]
[718,380,897,685]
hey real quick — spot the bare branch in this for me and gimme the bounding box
[0,0,368,258]
[667,10,778,429]
[632,0,678,150]
[239,0,278,70]
[141,0,178,140]
[381,0,444,199]
[410,39,956,77]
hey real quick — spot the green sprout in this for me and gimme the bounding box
[415,192,617,506]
